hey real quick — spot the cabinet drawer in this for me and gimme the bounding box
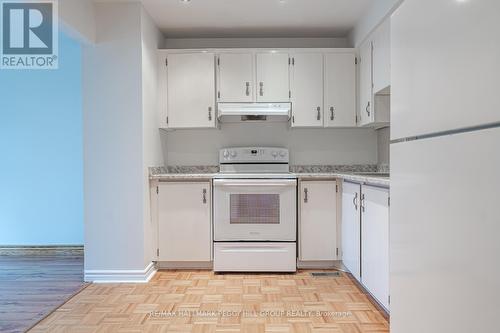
[214,242,296,272]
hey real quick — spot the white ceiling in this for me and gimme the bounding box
[116,0,374,38]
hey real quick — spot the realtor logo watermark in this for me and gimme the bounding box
[1,0,58,69]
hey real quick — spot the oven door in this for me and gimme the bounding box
[213,178,297,241]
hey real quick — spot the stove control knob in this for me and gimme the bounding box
[230,151,237,158]
[279,151,286,158]
[271,151,278,158]
[223,150,230,158]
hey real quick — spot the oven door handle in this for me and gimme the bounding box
[213,179,297,187]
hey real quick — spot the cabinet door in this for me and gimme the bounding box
[290,53,324,127]
[372,19,391,94]
[158,182,211,261]
[167,53,216,128]
[300,181,338,261]
[341,182,361,281]
[256,52,290,102]
[361,185,389,309]
[324,53,356,127]
[217,52,254,102]
[358,40,373,126]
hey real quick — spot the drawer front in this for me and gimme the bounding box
[214,242,296,272]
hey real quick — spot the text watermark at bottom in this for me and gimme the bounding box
[148,310,353,319]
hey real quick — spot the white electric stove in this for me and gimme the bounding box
[213,147,297,272]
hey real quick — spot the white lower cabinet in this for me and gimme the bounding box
[361,185,390,310]
[341,182,361,281]
[157,182,211,262]
[341,182,389,310]
[299,180,338,261]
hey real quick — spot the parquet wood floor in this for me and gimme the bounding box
[0,250,85,333]
[30,270,388,333]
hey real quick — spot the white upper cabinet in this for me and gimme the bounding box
[165,52,216,129]
[372,19,391,94]
[217,52,254,102]
[358,39,374,127]
[159,48,358,129]
[256,52,290,102]
[358,19,391,128]
[290,53,324,127]
[324,53,357,127]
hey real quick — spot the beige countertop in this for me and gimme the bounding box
[149,166,389,187]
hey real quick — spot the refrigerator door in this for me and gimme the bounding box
[390,127,500,333]
[391,0,500,140]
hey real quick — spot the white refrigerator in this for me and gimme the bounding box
[390,0,500,332]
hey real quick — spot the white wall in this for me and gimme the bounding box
[162,124,378,166]
[83,2,146,272]
[141,7,164,265]
[348,0,402,47]
[59,0,96,44]
[164,37,349,49]
[377,127,390,165]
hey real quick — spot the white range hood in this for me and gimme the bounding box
[217,103,291,123]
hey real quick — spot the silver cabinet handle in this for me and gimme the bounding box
[330,106,335,121]
[360,193,366,212]
[245,82,250,96]
[365,101,371,117]
[353,192,358,210]
[202,188,207,204]
[316,106,321,121]
[208,106,212,121]
[304,188,308,203]
[259,82,264,96]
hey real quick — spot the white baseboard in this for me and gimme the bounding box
[297,260,346,270]
[156,261,213,270]
[84,262,157,283]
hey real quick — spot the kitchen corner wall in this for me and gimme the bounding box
[348,0,402,47]
[59,0,96,44]
[141,7,164,267]
[83,2,163,275]
[161,124,378,166]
